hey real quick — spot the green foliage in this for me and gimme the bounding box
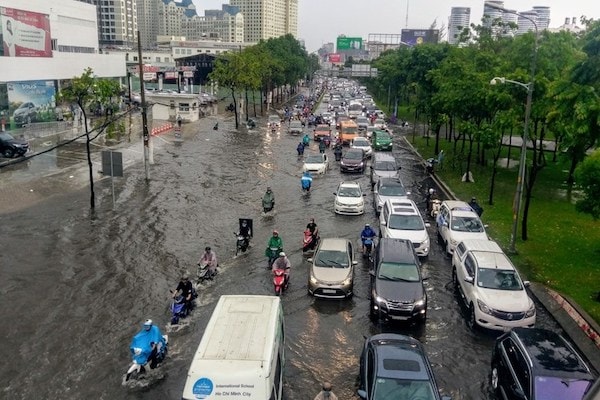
[575,149,600,219]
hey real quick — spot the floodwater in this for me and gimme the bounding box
[0,102,560,400]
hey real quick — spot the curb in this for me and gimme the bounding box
[399,135,600,373]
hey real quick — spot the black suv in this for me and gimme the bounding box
[491,327,595,400]
[0,132,29,158]
[369,238,427,323]
[358,333,450,400]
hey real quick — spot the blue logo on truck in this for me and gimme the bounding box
[193,378,213,399]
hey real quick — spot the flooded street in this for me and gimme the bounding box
[1,106,561,400]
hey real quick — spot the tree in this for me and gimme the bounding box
[58,68,121,210]
[575,149,600,219]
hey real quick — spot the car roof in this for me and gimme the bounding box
[509,328,593,377]
[378,239,417,264]
[318,238,350,252]
[368,334,431,381]
[385,199,418,215]
[339,181,361,189]
[442,200,479,217]
[459,239,502,253]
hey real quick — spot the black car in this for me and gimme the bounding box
[370,239,427,323]
[491,327,595,400]
[0,132,30,158]
[340,148,366,173]
[358,333,450,400]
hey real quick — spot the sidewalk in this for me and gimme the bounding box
[400,134,600,373]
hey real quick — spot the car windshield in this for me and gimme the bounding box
[305,155,324,164]
[378,262,420,282]
[379,184,406,196]
[337,186,361,197]
[373,378,437,400]
[291,121,302,127]
[388,214,424,230]
[268,116,279,122]
[450,216,484,232]
[344,151,363,160]
[534,377,592,400]
[477,268,523,290]
[0,132,15,141]
[353,139,369,146]
[376,132,391,140]
[374,161,397,171]
[314,250,349,268]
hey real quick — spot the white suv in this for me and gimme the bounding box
[436,200,488,255]
[452,239,536,331]
[379,199,430,257]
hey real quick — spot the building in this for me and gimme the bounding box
[548,17,583,34]
[482,1,551,36]
[482,0,504,34]
[229,0,298,43]
[169,38,251,60]
[77,0,138,47]
[516,10,540,35]
[182,5,244,42]
[0,0,125,127]
[137,0,197,48]
[532,6,550,30]
[448,7,471,45]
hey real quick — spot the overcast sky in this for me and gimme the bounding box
[192,0,598,52]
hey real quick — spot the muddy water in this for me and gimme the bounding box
[0,109,560,400]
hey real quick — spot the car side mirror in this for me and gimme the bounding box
[464,276,474,284]
[333,192,337,196]
[363,193,367,197]
[352,260,358,266]
[425,222,431,228]
[523,280,530,287]
[443,221,449,227]
[306,258,313,263]
[357,390,367,399]
[381,220,387,226]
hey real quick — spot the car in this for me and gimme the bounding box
[313,124,332,141]
[267,114,281,128]
[289,120,303,135]
[379,199,430,257]
[370,153,400,187]
[358,334,451,400]
[452,239,536,331]
[321,112,333,124]
[370,239,428,322]
[356,116,370,131]
[373,118,387,130]
[13,102,38,127]
[340,148,367,173]
[491,327,595,400]
[436,200,489,255]
[373,178,410,216]
[371,130,393,151]
[366,125,377,139]
[351,136,372,158]
[334,181,366,215]
[303,153,329,175]
[307,238,357,298]
[0,132,30,158]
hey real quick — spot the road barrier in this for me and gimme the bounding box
[151,123,173,136]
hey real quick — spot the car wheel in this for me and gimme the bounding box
[490,366,499,390]
[451,267,458,287]
[467,303,477,330]
[3,148,15,158]
[446,241,452,257]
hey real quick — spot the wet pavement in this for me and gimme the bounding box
[0,102,565,399]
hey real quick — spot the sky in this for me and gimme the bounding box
[192,0,599,52]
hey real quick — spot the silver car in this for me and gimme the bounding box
[373,177,410,216]
[307,238,357,299]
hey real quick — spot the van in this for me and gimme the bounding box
[339,120,359,144]
[182,295,285,400]
[370,152,400,187]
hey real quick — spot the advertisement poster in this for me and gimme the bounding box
[328,53,341,63]
[400,29,440,46]
[336,37,363,51]
[6,80,56,127]
[1,6,52,57]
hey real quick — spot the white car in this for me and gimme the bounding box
[334,181,365,215]
[366,126,377,139]
[374,119,387,130]
[436,200,489,255]
[303,153,329,175]
[268,115,281,128]
[452,239,536,331]
[379,199,430,257]
[350,136,372,158]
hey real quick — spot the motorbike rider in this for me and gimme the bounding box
[426,188,439,215]
[302,133,310,146]
[314,382,338,400]
[271,251,291,282]
[262,186,275,212]
[297,142,305,156]
[238,220,252,242]
[469,197,484,217]
[360,223,377,253]
[138,319,165,369]
[333,142,343,161]
[306,217,319,243]
[265,230,283,257]
[173,272,195,311]
[199,246,218,276]
[301,171,313,192]
[318,139,326,153]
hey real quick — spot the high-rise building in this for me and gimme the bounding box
[229,0,298,43]
[77,0,138,47]
[481,1,550,36]
[137,0,197,48]
[448,7,471,45]
[182,6,245,42]
[532,6,550,30]
[516,10,539,35]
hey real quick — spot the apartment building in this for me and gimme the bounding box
[229,0,298,43]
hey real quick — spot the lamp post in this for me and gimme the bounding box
[487,4,539,253]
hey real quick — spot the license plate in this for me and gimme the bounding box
[322,289,336,294]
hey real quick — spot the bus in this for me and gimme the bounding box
[182,295,285,400]
[339,119,359,145]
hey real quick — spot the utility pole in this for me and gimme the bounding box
[136,31,150,182]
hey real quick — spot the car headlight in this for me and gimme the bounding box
[375,295,386,304]
[414,295,426,307]
[341,276,352,286]
[359,162,364,166]
[310,275,319,284]
[477,299,493,315]
[525,303,536,318]
[340,161,345,166]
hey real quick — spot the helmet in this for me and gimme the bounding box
[273,230,279,235]
[429,188,435,195]
[242,220,247,226]
[205,246,211,252]
[143,319,152,326]
[182,272,189,280]
[266,186,272,191]
[322,382,332,391]
[279,252,286,257]
[365,223,370,227]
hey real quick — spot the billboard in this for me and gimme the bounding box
[337,37,363,51]
[0,6,52,57]
[328,53,341,63]
[400,29,439,46]
[4,80,57,127]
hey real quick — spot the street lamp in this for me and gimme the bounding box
[487,4,539,253]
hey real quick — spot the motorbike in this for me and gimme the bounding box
[363,237,374,258]
[425,158,438,174]
[235,233,250,256]
[246,119,256,130]
[297,143,305,156]
[273,267,289,296]
[197,262,217,283]
[267,246,281,268]
[303,229,319,252]
[125,332,168,382]
[213,122,219,131]
[170,294,189,325]
[430,199,441,219]
[262,199,275,214]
